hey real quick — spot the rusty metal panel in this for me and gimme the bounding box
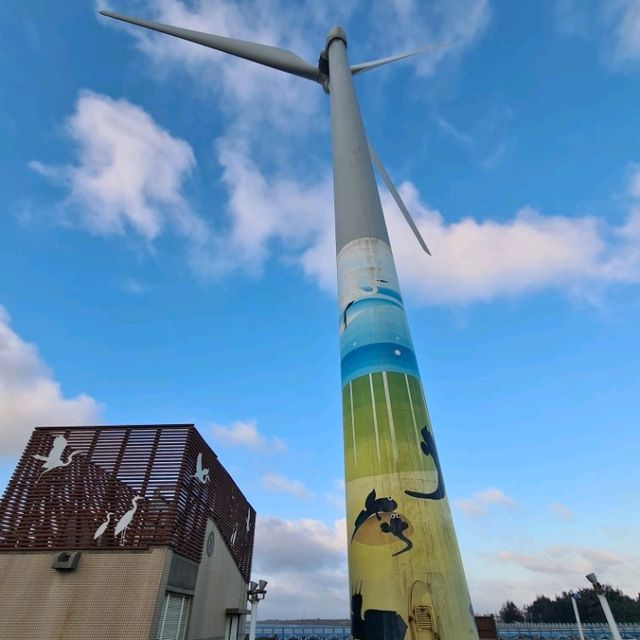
[0,424,255,581]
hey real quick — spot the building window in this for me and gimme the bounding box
[157,592,192,640]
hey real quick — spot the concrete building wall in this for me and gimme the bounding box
[0,548,168,640]
[187,518,248,640]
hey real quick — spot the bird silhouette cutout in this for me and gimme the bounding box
[94,512,114,540]
[192,453,210,484]
[33,435,81,481]
[114,496,142,544]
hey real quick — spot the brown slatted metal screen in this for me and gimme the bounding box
[0,424,255,581]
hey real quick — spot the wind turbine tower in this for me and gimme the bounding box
[100,11,479,639]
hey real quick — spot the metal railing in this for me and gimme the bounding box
[496,622,640,639]
[255,622,640,640]
[256,625,350,640]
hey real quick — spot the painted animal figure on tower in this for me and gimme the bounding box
[404,425,445,500]
[380,513,413,557]
[351,489,397,541]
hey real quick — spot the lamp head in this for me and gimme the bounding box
[258,579,268,591]
[249,581,258,592]
[586,573,598,585]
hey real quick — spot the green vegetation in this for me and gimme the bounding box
[500,586,640,623]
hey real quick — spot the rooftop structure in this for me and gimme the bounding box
[0,424,255,640]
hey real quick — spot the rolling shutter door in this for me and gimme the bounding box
[157,592,192,640]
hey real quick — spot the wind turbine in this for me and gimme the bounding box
[100,11,478,639]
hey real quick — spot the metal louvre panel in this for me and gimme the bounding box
[0,424,255,580]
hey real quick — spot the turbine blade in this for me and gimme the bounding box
[368,142,431,255]
[99,10,320,82]
[351,43,451,75]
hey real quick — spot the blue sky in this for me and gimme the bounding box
[1,0,639,619]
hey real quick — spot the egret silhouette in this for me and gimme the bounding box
[33,435,81,481]
[114,496,142,543]
[93,512,114,540]
[192,452,210,484]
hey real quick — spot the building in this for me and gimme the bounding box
[0,424,255,640]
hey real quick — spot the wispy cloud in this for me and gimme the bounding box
[0,306,102,455]
[262,473,311,498]
[211,419,286,453]
[370,0,491,76]
[325,479,346,512]
[455,487,519,518]
[548,502,575,521]
[497,544,627,576]
[433,114,475,146]
[554,0,640,67]
[121,277,146,294]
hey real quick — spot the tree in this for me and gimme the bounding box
[499,600,524,623]
[526,595,554,623]
[521,586,640,624]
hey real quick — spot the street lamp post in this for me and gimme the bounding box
[585,573,622,640]
[247,579,268,640]
[569,591,586,640]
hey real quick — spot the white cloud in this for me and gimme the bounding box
[0,306,102,455]
[293,179,640,304]
[30,87,640,304]
[211,419,286,453]
[262,473,311,498]
[27,2,635,306]
[30,91,204,242]
[191,138,333,279]
[252,515,348,618]
[390,184,640,304]
[455,487,518,518]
